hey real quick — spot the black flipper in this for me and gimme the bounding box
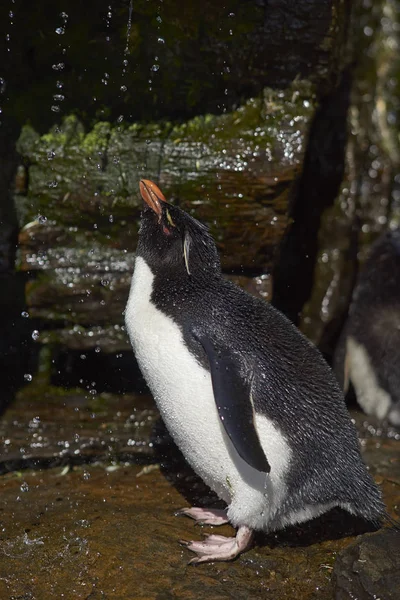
[195,333,270,474]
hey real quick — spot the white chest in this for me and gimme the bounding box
[125,258,230,496]
[346,336,391,419]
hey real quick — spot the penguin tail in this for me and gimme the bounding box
[344,488,386,530]
[384,512,400,532]
[350,504,400,533]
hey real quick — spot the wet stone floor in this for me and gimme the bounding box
[0,390,399,600]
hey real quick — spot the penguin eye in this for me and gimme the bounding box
[165,209,176,228]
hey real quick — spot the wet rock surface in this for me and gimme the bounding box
[301,0,400,351]
[1,463,396,600]
[0,390,158,474]
[332,529,400,600]
[0,389,399,599]
[1,463,339,600]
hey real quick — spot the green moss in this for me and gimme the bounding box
[16,125,40,160]
[15,80,315,241]
[82,121,112,154]
[16,382,85,404]
[41,115,85,148]
[168,80,315,149]
[17,79,315,175]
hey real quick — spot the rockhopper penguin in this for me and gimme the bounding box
[125,179,386,564]
[335,228,400,426]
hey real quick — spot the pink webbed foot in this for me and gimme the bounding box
[180,525,254,564]
[176,507,229,526]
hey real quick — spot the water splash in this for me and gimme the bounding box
[51,11,69,115]
[123,0,133,65]
[148,6,164,94]
[0,1,16,118]
[6,0,15,55]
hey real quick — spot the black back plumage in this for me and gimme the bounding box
[137,192,386,527]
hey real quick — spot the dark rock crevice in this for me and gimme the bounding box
[0,120,31,415]
[272,69,352,327]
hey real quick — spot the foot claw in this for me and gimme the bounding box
[179,526,254,564]
[176,506,229,526]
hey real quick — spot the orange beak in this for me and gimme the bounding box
[139,179,167,218]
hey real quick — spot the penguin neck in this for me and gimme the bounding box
[135,254,220,311]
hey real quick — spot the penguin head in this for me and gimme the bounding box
[136,179,221,279]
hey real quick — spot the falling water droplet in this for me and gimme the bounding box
[124,0,133,56]
[24,374,32,382]
[20,482,29,492]
[32,330,40,341]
